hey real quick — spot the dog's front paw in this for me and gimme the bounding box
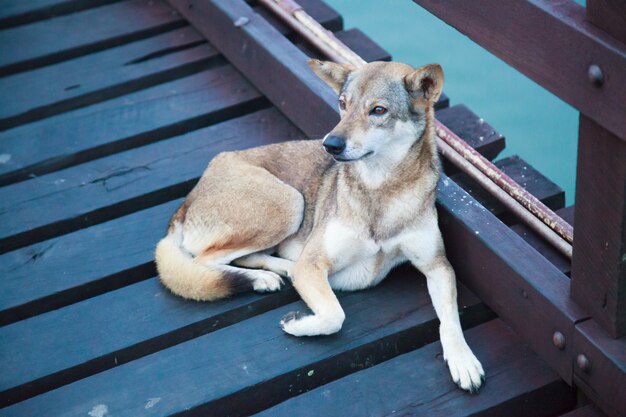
[444,343,485,393]
[280,311,344,337]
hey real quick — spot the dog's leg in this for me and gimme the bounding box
[232,253,295,278]
[401,220,484,392]
[280,258,345,336]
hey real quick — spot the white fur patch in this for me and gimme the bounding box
[330,254,404,291]
[278,237,304,262]
[323,219,378,272]
[392,218,441,266]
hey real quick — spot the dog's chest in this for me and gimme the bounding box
[323,216,409,273]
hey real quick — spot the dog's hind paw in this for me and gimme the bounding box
[251,271,284,293]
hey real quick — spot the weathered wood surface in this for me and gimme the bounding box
[256,320,575,417]
[0,0,342,132]
[0,0,185,77]
[571,106,626,341]
[168,0,338,138]
[0,27,213,130]
[450,155,564,224]
[0,0,122,29]
[0,278,298,406]
[411,0,626,140]
[0,273,491,415]
[587,0,626,45]
[512,206,573,276]
[573,319,626,417]
[0,66,267,187]
[0,0,589,415]
[436,104,505,162]
[560,405,608,417]
[0,200,177,325]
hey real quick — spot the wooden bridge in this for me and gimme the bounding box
[0,0,623,416]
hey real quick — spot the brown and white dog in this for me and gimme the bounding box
[155,60,484,391]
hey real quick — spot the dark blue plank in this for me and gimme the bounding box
[0,107,305,254]
[0,274,490,416]
[0,0,123,29]
[0,277,298,406]
[0,0,185,78]
[0,27,214,129]
[255,320,574,417]
[0,64,259,187]
[0,200,177,325]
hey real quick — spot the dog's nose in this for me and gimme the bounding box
[323,136,346,155]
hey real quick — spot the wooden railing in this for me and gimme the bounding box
[411,0,625,415]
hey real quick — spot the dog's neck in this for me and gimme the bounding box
[341,119,438,191]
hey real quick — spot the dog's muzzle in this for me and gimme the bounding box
[322,135,346,156]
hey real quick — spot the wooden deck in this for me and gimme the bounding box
[0,0,616,415]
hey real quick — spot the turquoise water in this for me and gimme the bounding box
[325,0,578,205]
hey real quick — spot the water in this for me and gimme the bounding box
[324,0,578,205]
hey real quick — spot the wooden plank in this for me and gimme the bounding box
[0,0,343,130]
[0,200,177,325]
[0,64,266,188]
[411,0,626,140]
[587,0,626,45]
[0,27,215,130]
[0,107,302,254]
[167,0,339,138]
[0,68,229,187]
[450,155,565,225]
[436,177,588,383]
[571,115,626,337]
[573,320,626,417]
[512,206,573,276]
[0,278,298,406]
[0,274,492,416]
[0,0,123,30]
[255,320,575,417]
[0,0,185,77]
[560,405,608,417]
[436,104,505,162]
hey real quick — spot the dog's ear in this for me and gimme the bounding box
[404,64,444,105]
[308,59,355,95]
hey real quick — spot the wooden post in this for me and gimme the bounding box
[571,117,626,338]
[571,1,626,338]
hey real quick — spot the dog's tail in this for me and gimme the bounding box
[155,224,249,301]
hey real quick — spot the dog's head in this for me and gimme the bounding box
[309,60,443,162]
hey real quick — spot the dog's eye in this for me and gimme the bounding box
[338,99,347,110]
[371,106,387,115]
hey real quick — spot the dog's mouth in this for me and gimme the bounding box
[333,151,374,162]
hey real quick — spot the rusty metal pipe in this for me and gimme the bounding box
[437,138,573,258]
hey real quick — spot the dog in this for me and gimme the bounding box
[155,59,484,392]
